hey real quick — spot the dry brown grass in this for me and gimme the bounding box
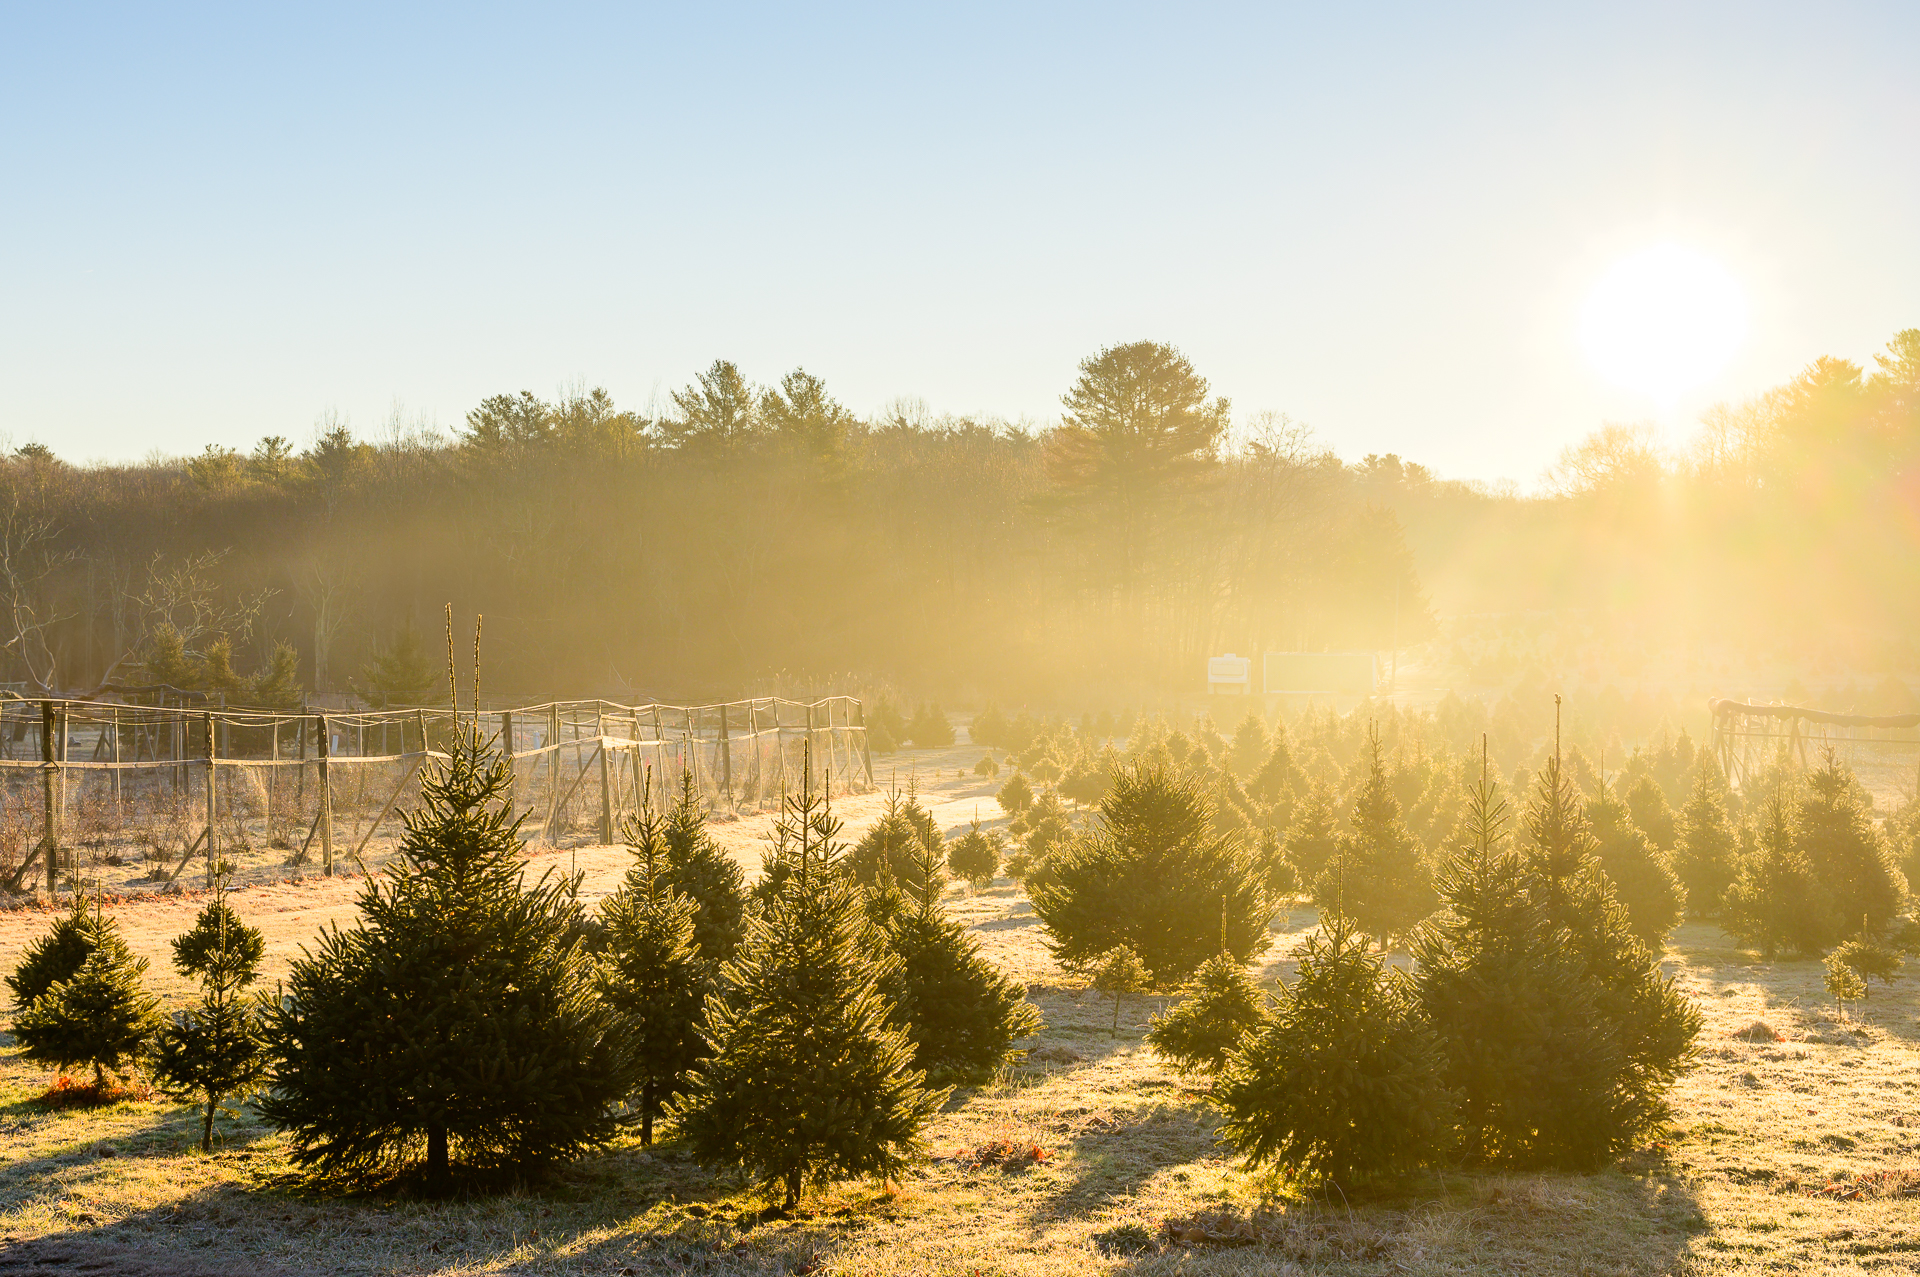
[1,745,1917,1274]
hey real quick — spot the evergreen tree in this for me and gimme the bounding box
[1226,711,1270,779]
[1673,761,1739,918]
[1031,763,1272,984]
[1248,730,1306,811]
[1827,932,1903,998]
[905,703,955,748]
[972,753,1000,779]
[1282,781,1339,890]
[1414,748,1622,1167]
[1723,794,1832,959]
[849,791,942,895]
[997,770,1034,817]
[970,704,1008,750]
[1586,783,1685,946]
[12,905,162,1090]
[8,897,109,1011]
[1623,775,1678,851]
[657,771,749,968]
[1514,733,1701,1161]
[675,763,945,1210]
[1796,750,1906,936]
[150,886,269,1150]
[1086,944,1152,1035]
[879,834,1041,1077]
[1215,916,1450,1187]
[1823,948,1867,1009]
[1147,950,1267,1076]
[354,624,445,708]
[598,794,707,1145]
[259,722,626,1186]
[947,819,1002,889]
[1312,729,1434,947]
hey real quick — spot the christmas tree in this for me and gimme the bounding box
[849,791,942,895]
[1215,915,1450,1187]
[1226,711,1270,780]
[597,792,707,1145]
[259,717,626,1186]
[1723,793,1832,959]
[1827,931,1902,999]
[150,885,269,1150]
[1796,749,1905,936]
[1086,944,1151,1035]
[905,703,955,747]
[1673,761,1739,917]
[946,818,1002,889]
[658,770,749,968]
[997,770,1034,816]
[1585,781,1685,946]
[11,899,161,1091]
[674,752,945,1210]
[878,831,1041,1076]
[1281,781,1339,889]
[1623,774,1678,851]
[1031,762,1272,984]
[1312,728,1434,948]
[353,624,445,708]
[1147,950,1267,1076]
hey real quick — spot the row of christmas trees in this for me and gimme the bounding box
[6,731,1035,1206]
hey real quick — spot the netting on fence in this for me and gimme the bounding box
[0,695,872,898]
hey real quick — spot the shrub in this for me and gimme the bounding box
[1827,933,1903,999]
[972,753,1000,778]
[1031,763,1272,985]
[947,819,1002,889]
[1215,918,1451,1187]
[150,886,268,1151]
[674,779,945,1210]
[1147,951,1267,1076]
[259,724,627,1186]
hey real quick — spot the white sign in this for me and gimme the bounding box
[1207,653,1252,684]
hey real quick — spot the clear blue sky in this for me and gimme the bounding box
[5,2,1915,481]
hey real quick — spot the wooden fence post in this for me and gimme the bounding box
[719,702,732,808]
[204,711,218,888]
[548,704,562,845]
[39,701,60,899]
[318,714,334,877]
[598,739,613,845]
[857,697,874,787]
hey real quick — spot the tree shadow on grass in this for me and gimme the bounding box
[1098,1162,1707,1275]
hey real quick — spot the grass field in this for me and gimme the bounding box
[2,747,1917,1275]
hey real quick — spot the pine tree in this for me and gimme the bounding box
[1282,781,1339,890]
[597,793,707,1145]
[1312,728,1434,948]
[905,703,955,748]
[879,833,1041,1077]
[1086,945,1151,1035]
[947,819,1002,889]
[1824,948,1867,1009]
[1673,761,1739,917]
[1226,712,1270,780]
[1586,782,1685,946]
[258,721,626,1186]
[1796,750,1906,936]
[1723,794,1832,959]
[1414,746,1621,1167]
[674,756,945,1210]
[997,770,1034,816]
[1623,774,1678,851]
[849,791,941,895]
[353,624,446,708]
[150,885,269,1150]
[1147,950,1267,1076]
[972,753,1000,779]
[1827,931,1903,999]
[12,901,162,1091]
[1031,763,1272,984]
[1215,916,1450,1187]
[1248,730,1306,812]
[970,704,1009,750]
[657,771,749,968]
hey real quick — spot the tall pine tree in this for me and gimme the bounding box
[1312,728,1434,948]
[259,719,626,1186]
[1796,749,1906,937]
[1723,794,1832,959]
[1673,761,1739,918]
[674,753,945,1210]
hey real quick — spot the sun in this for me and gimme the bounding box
[1579,243,1748,408]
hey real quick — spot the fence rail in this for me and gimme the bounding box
[0,695,872,900]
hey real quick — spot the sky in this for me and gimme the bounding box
[3,2,1916,482]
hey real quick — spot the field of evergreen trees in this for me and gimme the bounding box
[5,691,1920,1274]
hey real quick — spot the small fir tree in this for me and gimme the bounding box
[1723,795,1832,959]
[1147,950,1267,1076]
[1226,712,1271,780]
[866,696,908,755]
[970,704,1009,750]
[1032,763,1272,985]
[1282,781,1339,889]
[12,903,162,1091]
[1586,782,1686,946]
[1086,944,1152,1035]
[850,791,942,895]
[997,771,1034,816]
[353,624,446,708]
[905,703,955,748]
[598,793,707,1145]
[1827,930,1903,999]
[1623,774,1678,851]
[1824,948,1868,1009]
[878,833,1042,1076]
[1311,728,1434,948]
[150,885,269,1150]
[8,897,110,1011]
[1796,750,1906,937]
[972,753,1000,779]
[1673,762,1739,917]
[1215,915,1451,1187]
[1248,730,1307,811]
[947,819,1002,889]
[674,754,945,1210]
[259,719,626,1186]
[658,770,749,968]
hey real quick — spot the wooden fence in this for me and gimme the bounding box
[0,695,872,899]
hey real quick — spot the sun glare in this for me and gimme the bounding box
[1579,243,1748,407]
